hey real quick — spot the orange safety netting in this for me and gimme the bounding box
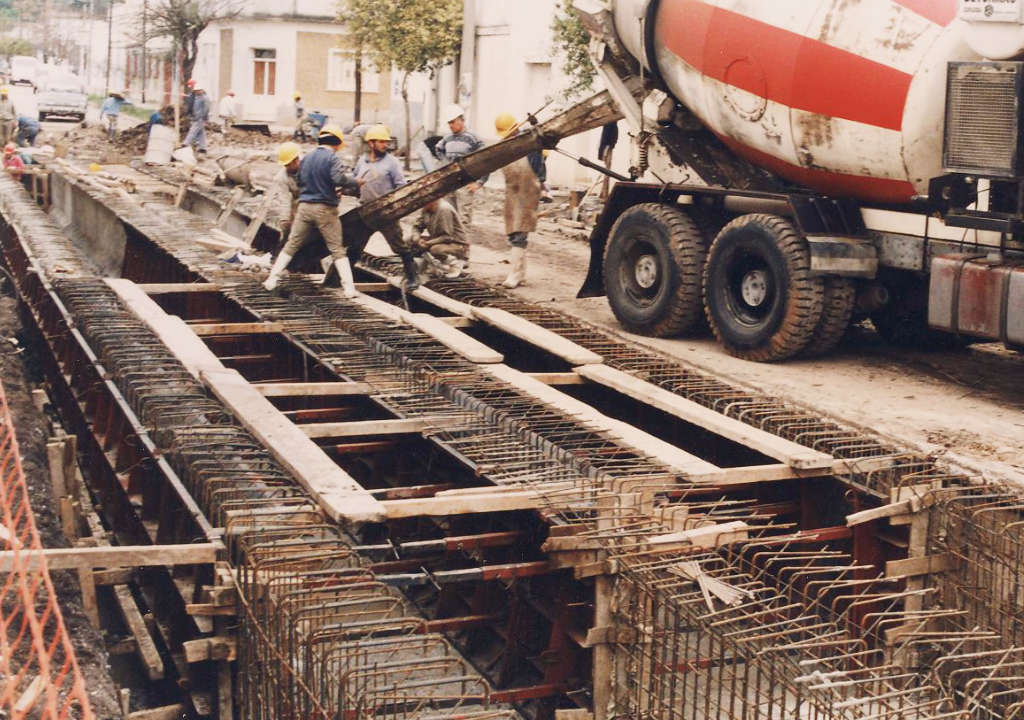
[0,378,93,720]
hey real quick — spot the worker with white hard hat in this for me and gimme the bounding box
[434,103,486,226]
[218,89,238,130]
[264,124,360,296]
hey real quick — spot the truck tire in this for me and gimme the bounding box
[802,277,856,357]
[603,202,707,337]
[703,214,824,362]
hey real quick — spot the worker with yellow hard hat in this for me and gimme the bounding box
[0,85,17,146]
[267,142,302,252]
[494,112,543,289]
[264,124,360,296]
[293,92,305,135]
[353,124,419,288]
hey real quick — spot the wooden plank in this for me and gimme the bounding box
[77,567,99,626]
[382,490,545,518]
[353,294,503,364]
[439,316,475,328]
[251,381,374,397]
[183,636,237,662]
[576,364,833,471]
[0,543,219,571]
[202,368,385,524]
[13,676,45,714]
[138,283,221,294]
[485,365,719,476]
[301,417,447,439]
[471,306,603,366]
[242,192,271,247]
[886,553,956,579]
[114,584,164,680]
[189,321,285,336]
[526,372,585,386]
[354,282,392,292]
[846,501,913,527]
[186,603,236,617]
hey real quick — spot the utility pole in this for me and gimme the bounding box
[140,0,147,102]
[104,0,113,95]
[458,0,476,124]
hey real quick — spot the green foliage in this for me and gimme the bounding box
[0,35,34,61]
[551,0,594,99]
[338,0,462,78]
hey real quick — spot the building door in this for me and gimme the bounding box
[252,48,276,96]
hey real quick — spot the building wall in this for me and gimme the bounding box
[219,29,233,99]
[294,31,391,121]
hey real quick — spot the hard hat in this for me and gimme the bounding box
[277,141,300,166]
[444,104,465,123]
[191,85,202,93]
[494,112,517,137]
[0,86,9,95]
[88,162,101,172]
[186,78,196,88]
[317,123,345,145]
[365,124,391,142]
[293,92,302,100]
[3,143,14,155]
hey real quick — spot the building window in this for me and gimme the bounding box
[252,48,276,96]
[326,49,379,93]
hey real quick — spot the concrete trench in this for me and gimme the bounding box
[1,165,1022,720]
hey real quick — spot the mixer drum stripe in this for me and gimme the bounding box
[892,0,957,26]
[658,0,914,131]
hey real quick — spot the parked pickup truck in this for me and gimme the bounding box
[37,80,87,122]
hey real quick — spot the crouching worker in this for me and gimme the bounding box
[411,198,468,279]
[355,124,421,289]
[263,125,359,296]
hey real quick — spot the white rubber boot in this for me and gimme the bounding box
[335,257,358,298]
[502,246,526,289]
[262,252,293,291]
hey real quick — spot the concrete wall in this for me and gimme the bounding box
[48,174,127,278]
[294,31,391,121]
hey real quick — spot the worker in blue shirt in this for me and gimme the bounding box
[434,104,486,226]
[16,116,39,147]
[99,90,130,141]
[263,124,359,296]
[184,85,209,154]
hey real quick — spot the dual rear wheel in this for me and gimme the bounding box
[604,205,855,361]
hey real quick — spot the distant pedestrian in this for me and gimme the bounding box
[16,115,39,147]
[494,112,542,289]
[184,85,209,154]
[293,92,304,136]
[348,122,370,164]
[99,90,129,142]
[355,124,418,288]
[183,78,196,119]
[435,104,486,226]
[0,87,17,145]
[3,143,24,179]
[218,89,238,129]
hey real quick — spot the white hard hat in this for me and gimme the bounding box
[444,104,465,123]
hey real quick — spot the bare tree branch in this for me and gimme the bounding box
[137,0,243,81]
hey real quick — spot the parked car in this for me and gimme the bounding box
[9,56,38,90]
[37,79,87,121]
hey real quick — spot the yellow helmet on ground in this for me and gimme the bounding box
[365,124,391,142]
[277,141,300,166]
[317,124,345,146]
[495,112,517,138]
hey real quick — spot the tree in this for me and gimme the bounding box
[551,0,595,99]
[0,36,33,62]
[339,0,462,169]
[139,0,241,84]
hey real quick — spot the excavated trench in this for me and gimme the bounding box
[2,165,1023,720]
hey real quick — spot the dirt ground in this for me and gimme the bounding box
[0,293,121,718]
[457,190,1024,487]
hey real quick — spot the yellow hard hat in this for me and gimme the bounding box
[317,123,345,145]
[365,124,391,142]
[495,112,518,137]
[88,162,101,172]
[277,141,300,166]
[293,92,301,100]
[0,86,9,95]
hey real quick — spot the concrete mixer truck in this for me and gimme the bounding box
[573,0,1024,361]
